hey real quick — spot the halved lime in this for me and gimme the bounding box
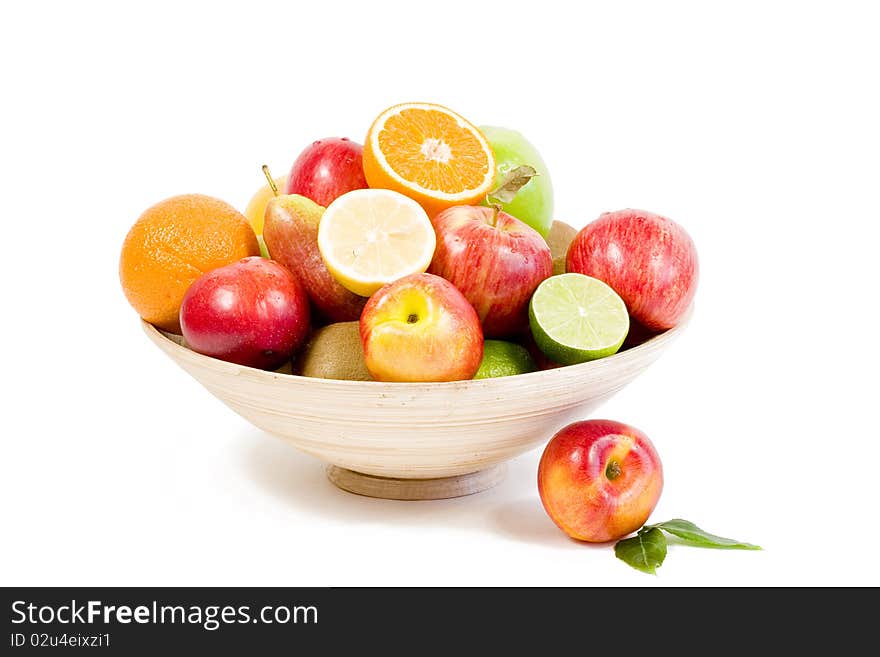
[473,340,537,379]
[528,273,630,365]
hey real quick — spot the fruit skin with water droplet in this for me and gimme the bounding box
[179,257,311,371]
[359,273,483,382]
[566,209,698,330]
[285,137,368,207]
[428,205,552,338]
[538,419,663,543]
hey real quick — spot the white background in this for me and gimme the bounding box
[2,1,878,586]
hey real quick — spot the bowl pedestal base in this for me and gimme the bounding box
[326,464,507,500]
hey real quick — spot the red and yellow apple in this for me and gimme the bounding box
[359,273,483,382]
[538,419,663,543]
[179,257,310,370]
[428,205,552,338]
[566,209,698,330]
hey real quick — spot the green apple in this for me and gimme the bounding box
[480,125,554,238]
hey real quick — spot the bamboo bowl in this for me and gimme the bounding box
[143,312,689,500]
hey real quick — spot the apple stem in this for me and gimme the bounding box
[490,203,502,227]
[262,164,279,197]
[605,460,622,481]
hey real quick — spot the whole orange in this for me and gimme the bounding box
[119,194,259,333]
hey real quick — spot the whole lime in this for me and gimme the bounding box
[473,340,538,379]
[480,125,554,238]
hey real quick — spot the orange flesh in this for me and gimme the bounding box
[378,108,491,194]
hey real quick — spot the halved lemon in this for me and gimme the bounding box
[317,188,436,297]
[362,102,496,217]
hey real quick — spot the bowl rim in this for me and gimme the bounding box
[141,304,692,390]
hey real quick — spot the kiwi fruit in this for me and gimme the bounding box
[295,322,372,381]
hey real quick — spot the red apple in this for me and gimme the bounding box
[360,273,483,382]
[180,257,310,370]
[566,209,698,330]
[538,419,663,543]
[285,137,368,207]
[263,193,366,323]
[428,205,552,337]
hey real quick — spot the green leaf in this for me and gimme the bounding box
[614,527,667,574]
[651,519,762,550]
[487,165,538,204]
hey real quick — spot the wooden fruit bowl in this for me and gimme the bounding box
[143,311,689,500]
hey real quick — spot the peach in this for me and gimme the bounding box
[538,419,663,542]
[360,273,483,382]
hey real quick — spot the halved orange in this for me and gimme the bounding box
[362,102,496,217]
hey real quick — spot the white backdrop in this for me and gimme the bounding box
[2,1,878,586]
